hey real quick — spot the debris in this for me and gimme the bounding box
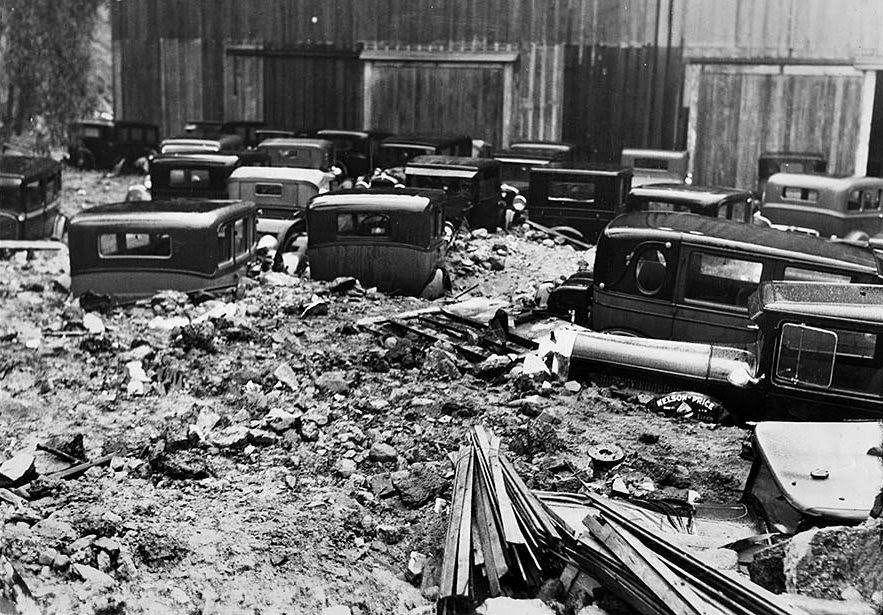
[563,381,581,395]
[476,597,554,614]
[329,276,359,293]
[212,425,250,449]
[72,563,115,589]
[125,360,150,396]
[320,606,351,615]
[274,362,300,390]
[264,407,299,433]
[638,433,660,445]
[301,296,329,318]
[0,453,36,487]
[406,551,429,585]
[335,458,357,477]
[646,391,728,423]
[588,444,624,471]
[315,371,350,394]
[423,347,461,380]
[368,443,398,463]
[82,312,105,334]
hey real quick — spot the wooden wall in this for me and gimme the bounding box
[563,44,685,160]
[692,66,864,188]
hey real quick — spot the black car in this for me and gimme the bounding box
[68,119,160,170]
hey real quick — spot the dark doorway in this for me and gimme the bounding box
[866,71,883,176]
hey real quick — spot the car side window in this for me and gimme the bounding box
[731,200,748,221]
[848,189,862,211]
[863,189,881,210]
[217,222,233,262]
[233,218,248,256]
[683,251,763,310]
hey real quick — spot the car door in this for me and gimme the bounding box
[671,247,763,344]
[591,241,677,338]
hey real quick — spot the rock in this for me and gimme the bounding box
[508,394,546,417]
[38,548,58,566]
[212,425,250,448]
[262,271,299,287]
[264,407,299,433]
[300,297,329,318]
[247,429,278,446]
[190,407,221,442]
[52,553,70,569]
[376,524,405,544]
[473,354,513,377]
[748,541,787,593]
[31,519,77,542]
[68,535,96,553]
[73,563,116,589]
[392,465,446,509]
[82,312,105,334]
[406,551,429,585]
[369,474,396,499]
[423,347,460,380]
[298,420,320,441]
[121,344,153,362]
[470,228,489,239]
[329,277,359,293]
[274,362,300,390]
[96,551,112,572]
[638,432,660,445]
[369,442,398,463]
[521,353,551,380]
[52,273,71,293]
[321,606,351,615]
[783,521,883,601]
[477,597,554,615]
[487,255,505,271]
[0,452,36,485]
[335,458,357,478]
[563,380,582,394]
[316,371,350,394]
[93,537,121,557]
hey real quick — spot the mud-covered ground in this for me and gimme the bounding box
[0,169,753,614]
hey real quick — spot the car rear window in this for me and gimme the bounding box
[337,213,390,237]
[255,183,283,196]
[98,233,172,258]
[548,181,596,203]
[631,157,670,170]
[782,187,819,202]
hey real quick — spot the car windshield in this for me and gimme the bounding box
[410,174,474,198]
[499,161,539,184]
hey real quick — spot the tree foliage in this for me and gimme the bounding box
[1,0,104,145]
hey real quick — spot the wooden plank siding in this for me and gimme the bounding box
[159,39,204,136]
[562,44,685,161]
[514,44,566,142]
[693,67,863,189]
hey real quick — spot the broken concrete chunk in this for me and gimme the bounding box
[93,537,121,557]
[72,563,115,589]
[315,371,350,395]
[264,407,299,433]
[274,362,300,390]
[0,452,36,486]
[212,425,250,448]
[406,551,428,585]
[368,442,398,463]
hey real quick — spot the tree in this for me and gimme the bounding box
[0,0,105,147]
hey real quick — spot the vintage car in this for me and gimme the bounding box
[548,211,882,344]
[160,133,243,155]
[257,138,335,171]
[228,166,333,237]
[221,120,266,149]
[624,183,754,223]
[760,173,883,240]
[509,140,590,165]
[68,199,256,304]
[307,188,451,298]
[620,148,690,187]
[183,120,223,137]
[492,148,569,194]
[68,119,160,170]
[375,134,473,172]
[404,156,504,230]
[744,420,883,533]
[545,280,883,421]
[149,154,243,200]
[254,129,305,143]
[0,156,64,240]
[315,129,392,180]
[526,166,633,242]
[757,151,827,196]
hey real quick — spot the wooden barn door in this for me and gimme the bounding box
[362,51,517,148]
[692,66,863,189]
[224,48,264,121]
[261,48,362,131]
[159,39,204,136]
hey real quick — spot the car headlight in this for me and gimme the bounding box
[512,195,527,212]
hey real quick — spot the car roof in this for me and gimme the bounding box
[229,166,330,183]
[381,134,471,147]
[510,141,575,151]
[406,155,499,171]
[765,173,883,190]
[73,119,114,128]
[622,148,688,160]
[258,138,332,149]
[532,165,632,178]
[760,151,827,160]
[309,188,446,214]
[69,200,252,229]
[606,212,880,272]
[493,149,564,162]
[0,156,61,183]
[628,183,753,205]
[151,154,241,167]
[752,421,883,521]
[754,281,883,324]
[161,135,240,146]
[316,129,390,139]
